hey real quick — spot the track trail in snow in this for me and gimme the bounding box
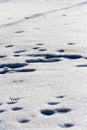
[0,0,87,28]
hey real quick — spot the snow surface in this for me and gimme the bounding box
[0,0,87,129]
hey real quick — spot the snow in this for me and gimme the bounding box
[0,0,87,129]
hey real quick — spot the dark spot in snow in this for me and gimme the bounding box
[41,109,55,116]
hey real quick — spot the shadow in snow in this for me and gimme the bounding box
[18,119,30,123]
[0,110,6,113]
[76,64,87,67]
[26,58,61,63]
[12,107,23,111]
[41,109,55,116]
[14,50,27,54]
[15,68,36,73]
[27,53,82,60]
[0,63,27,69]
[15,31,24,34]
[48,102,59,105]
[5,45,13,48]
[60,123,74,128]
[55,108,72,113]
[0,55,6,58]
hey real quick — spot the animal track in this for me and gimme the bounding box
[36,43,44,46]
[47,102,59,105]
[38,49,47,52]
[0,103,3,105]
[33,47,39,50]
[60,123,74,128]
[67,43,76,45]
[13,54,20,57]
[56,95,65,98]
[7,101,17,105]
[45,54,82,60]
[40,109,55,116]
[26,58,61,63]
[0,63,27,69]
[76,64,87,67]
[57,49,65,53]
[12,97,22,101]
[15,68,36,73]
[15,31,24,34]
[5,45,13,48]
[25,16,29,19]
[18,119,30,123]
[62,14,66,16]
[12,107,23,111]
[27,53,83,60]
[14,50,26,54]
[0,110,6,113]
[0,67,11,74]
[7,97,21,104]
[0,55,6,58]
[55,108,71,114]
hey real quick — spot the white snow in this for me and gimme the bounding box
[0,0,87,129]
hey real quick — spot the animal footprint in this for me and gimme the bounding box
[0,55,6,58]
[55,108,71,114]
[7,101,17,105]
[57,49,65,53]
[14,50,26,54]
[38,49,47,52]
[15,31,24,34]
[40,109,55,116]
[5,45,13,48]
[47,102,59,105]
[36,43,44,46]
[67,43,76,45]
[18,119,30,124]
[33,47,39,50]
[60,123,74,128]
[0,110,6,113]
[0,103,3,106]
[56,95,65,99]
[12,107,23,111]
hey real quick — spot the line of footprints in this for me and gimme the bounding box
[0,97,30,124]
[41,95,74,128]
[0,95,74,128]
